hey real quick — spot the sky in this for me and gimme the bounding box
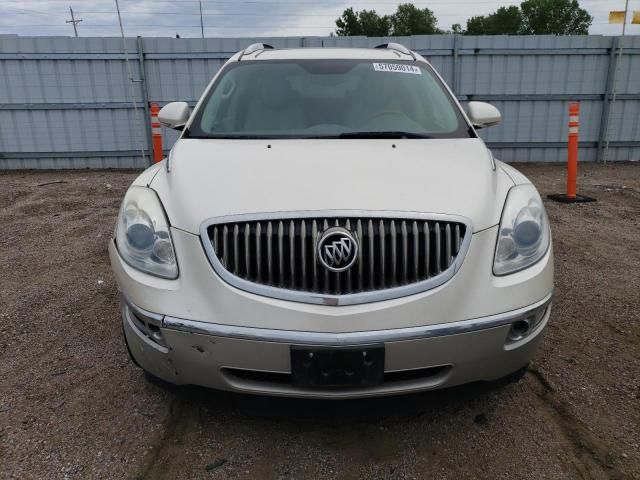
[1,0,639,38]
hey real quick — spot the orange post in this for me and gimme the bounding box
[548,101,595,203]
[150,103,163,163]
[566,102,579,199]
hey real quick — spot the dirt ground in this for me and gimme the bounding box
[1,162,639,480]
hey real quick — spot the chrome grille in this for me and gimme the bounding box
[203,213,470,305]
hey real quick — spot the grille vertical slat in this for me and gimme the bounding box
[345,219,352,293]
[222,225,229,268]
[289,220,296,289]
[356,219,364,291]
[208,215,466,297]
[233,225,239,274]
[390,220,397,285]
[267,222,274,285]
[445,224,452,269]
[368,220,375,290]
[312,220,318,291]
[401,220,408,285]
[300,220,307,289]
[412,221,419,281]
[435,222,441,274]
[244,223,251,278]
[322,219,329,293]
[256,222,262,282]
[423,221,430,277]
[334,219,341,294]
[213,226,219,262]
[277,221,284,287]
[379,220,385,290]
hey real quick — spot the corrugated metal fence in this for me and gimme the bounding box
[1,34,639,169]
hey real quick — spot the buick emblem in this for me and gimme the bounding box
[317,227,358,272]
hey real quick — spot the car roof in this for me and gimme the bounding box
[238,47,419,62]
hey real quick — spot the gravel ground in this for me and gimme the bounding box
[1,163,639,480]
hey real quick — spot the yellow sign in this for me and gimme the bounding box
[610,10,640,24]
[609,11,625,23]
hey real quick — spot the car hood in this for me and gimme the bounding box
[151,138,514,234]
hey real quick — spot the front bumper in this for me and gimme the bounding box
[112,224,553,398]
[121,293,551,398]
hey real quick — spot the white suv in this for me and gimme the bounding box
[110,43,553,398]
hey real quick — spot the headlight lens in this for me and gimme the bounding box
[116,186,178,279]
[494,184,550,275]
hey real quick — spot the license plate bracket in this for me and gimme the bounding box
[290,345,385,389]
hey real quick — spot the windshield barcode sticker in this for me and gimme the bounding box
[372,63,422,74]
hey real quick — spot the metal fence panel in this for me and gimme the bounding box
[0,34,638,169]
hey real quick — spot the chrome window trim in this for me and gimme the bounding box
[162,292,553,346]
[199,210,474,306]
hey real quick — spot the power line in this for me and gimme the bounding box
[6,10,523,17]
[3,24,337,28]
[3,0,629,35]
[6,0,509,3]
[4,20,623,28]
[5,0,623,18]
[12,0,621,3]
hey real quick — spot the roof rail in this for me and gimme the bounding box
[239,42,274,60]
[375,42,415,60]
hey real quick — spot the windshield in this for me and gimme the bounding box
[187,59,472,139]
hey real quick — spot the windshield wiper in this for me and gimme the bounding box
[338,131,432,139]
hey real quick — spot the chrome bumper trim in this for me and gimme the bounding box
[159,291,553,346]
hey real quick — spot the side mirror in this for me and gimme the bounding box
[158,102,190,130]
[467,101,501,129]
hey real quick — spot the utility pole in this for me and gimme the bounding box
[114,0,147,165]
[66,6,82,37]
[199,0,205,38]
[603,0,630,164]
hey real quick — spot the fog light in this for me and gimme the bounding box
[506,304,550,344]
[509,319,531,342]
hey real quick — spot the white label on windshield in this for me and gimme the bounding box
[372,63,422,74]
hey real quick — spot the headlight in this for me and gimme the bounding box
[494,184,550,276]
[115,186,178,279]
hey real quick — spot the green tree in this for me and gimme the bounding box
[520,0,592,34]
[462,0,592,35]
[359,9,392,36]
[335,3,442,36]
[465,6,522,35]
[335,8,360,36]
[335,7,391,36]
[390,3,442,36]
